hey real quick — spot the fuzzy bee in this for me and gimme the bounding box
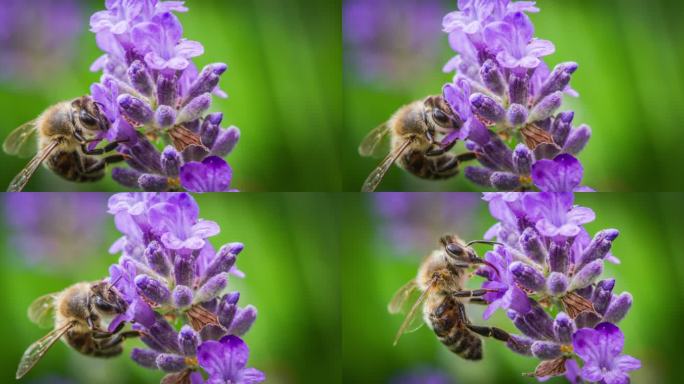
[16,279,138,379]
[389,235,512,360]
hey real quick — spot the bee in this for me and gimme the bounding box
[358,95,476,192]
[16,279,138,379]
[3,95,126,192]
[388,235,512,360]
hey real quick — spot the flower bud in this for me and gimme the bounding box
[139,174,169,192]
[507,335,533,356]
[552,111,574,146]
[548,241,568,273]
[184,63,227,104]
[131,348,158,368]
[174,253,194,287]
[202,244,239,283]
[130,140,162,173]
[480,59,505,95]
[507,104,528,126]
[546,272,568,295]
[510,261,545,292]
[528,91,562,122]
[156,354,186,372]
[531,341,561,360]
[564,124,591,154]
[552,312,575,343]
[218,293,239,329]
[539,62,578,100]
[201,119,219,148]
[194,272,228,304]
[149,319,181,353]
[464,166,493,187]
[155,105,176,128]
[604,292,632,323]
[112,167,142,188]
[135,275,171,304]
[519,227,546,264]
[157,73,178,106]
[569,259,603,291]
[470,93,505,122]
[491,172,520,191]
[178,325,200,356]
[229,305,257,336]
[118,94,153,124]
[144,241,170,276]
[591,278,615,315]
[508,73,529,105]
[524,303,555,340]
[127,60,154,96]
[172,285,193,308]
[160,146,182,178]
[177,93,211,124]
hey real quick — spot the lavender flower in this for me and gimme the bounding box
[107,192,262,382]
[373,193,480,256]
[343,0,444,87]
[573,323,641,384]
[437,1,593,191]
[4,193,107,268]
[89,0,239,191]
[476,192,639,382]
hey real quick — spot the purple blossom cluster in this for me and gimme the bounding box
[107,193,263,383]
[440,1,592,191]
[89,0,239,192]
[478,192,639,383]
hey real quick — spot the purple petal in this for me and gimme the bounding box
[176,39,204,58]
[180,156,233,192]
[192,220,220,238]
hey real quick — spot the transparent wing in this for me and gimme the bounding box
[7,140,60,192]
[361,139,412,192]
[358,123,390,157]
[16,321,75,379]
[388,279,418,314]
[3,119,38,157]
[392,277,438,346]
[27,293,58,329]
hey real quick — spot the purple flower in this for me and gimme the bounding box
[180,156,235,192]
[197,335,265,384]
[431,1,595,191]
[573,323,641,384]
[531,154,593,192]
[88,0,240,191]
[105,192,260,381]
[476,192,638,380]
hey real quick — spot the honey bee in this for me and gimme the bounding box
[16,279,138,379]
[358,95,476,192]
[388,235,512,360]
[3,95,126,191]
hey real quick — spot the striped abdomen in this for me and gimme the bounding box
[428,295,482,360]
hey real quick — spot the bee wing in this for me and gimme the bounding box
[392,277,439,346]
[521,123,555,149]
[388,279,418,314]
[7,139,60,192]
[3,119,38,158]
[361,138,412,192]
[16,321,76,379]
[358,123,390,157]
[28,293,58,329]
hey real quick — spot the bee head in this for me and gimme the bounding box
[90,280,128,316]
[71,95,110,135]
[423,95,462,132]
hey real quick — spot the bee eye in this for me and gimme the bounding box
[432,109,450,126]
[95,297,113,312]
[446,243,465,257]
[79,110,97,126]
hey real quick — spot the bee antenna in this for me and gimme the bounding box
[465,240,503,247]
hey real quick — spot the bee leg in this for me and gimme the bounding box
[451,289,496,299]
[83,154,127,174]
[455,151,477,163]
[466,324,511,343]
[96,330,141,349]
[92,345,123,358]
[80,139,127,155]
[425,139,457,156]
[468,298,488,305]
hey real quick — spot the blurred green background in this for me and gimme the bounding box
[0,193,340,383]
[342,193,683,383]
[0,0,342,191]
[344,0,684,191]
